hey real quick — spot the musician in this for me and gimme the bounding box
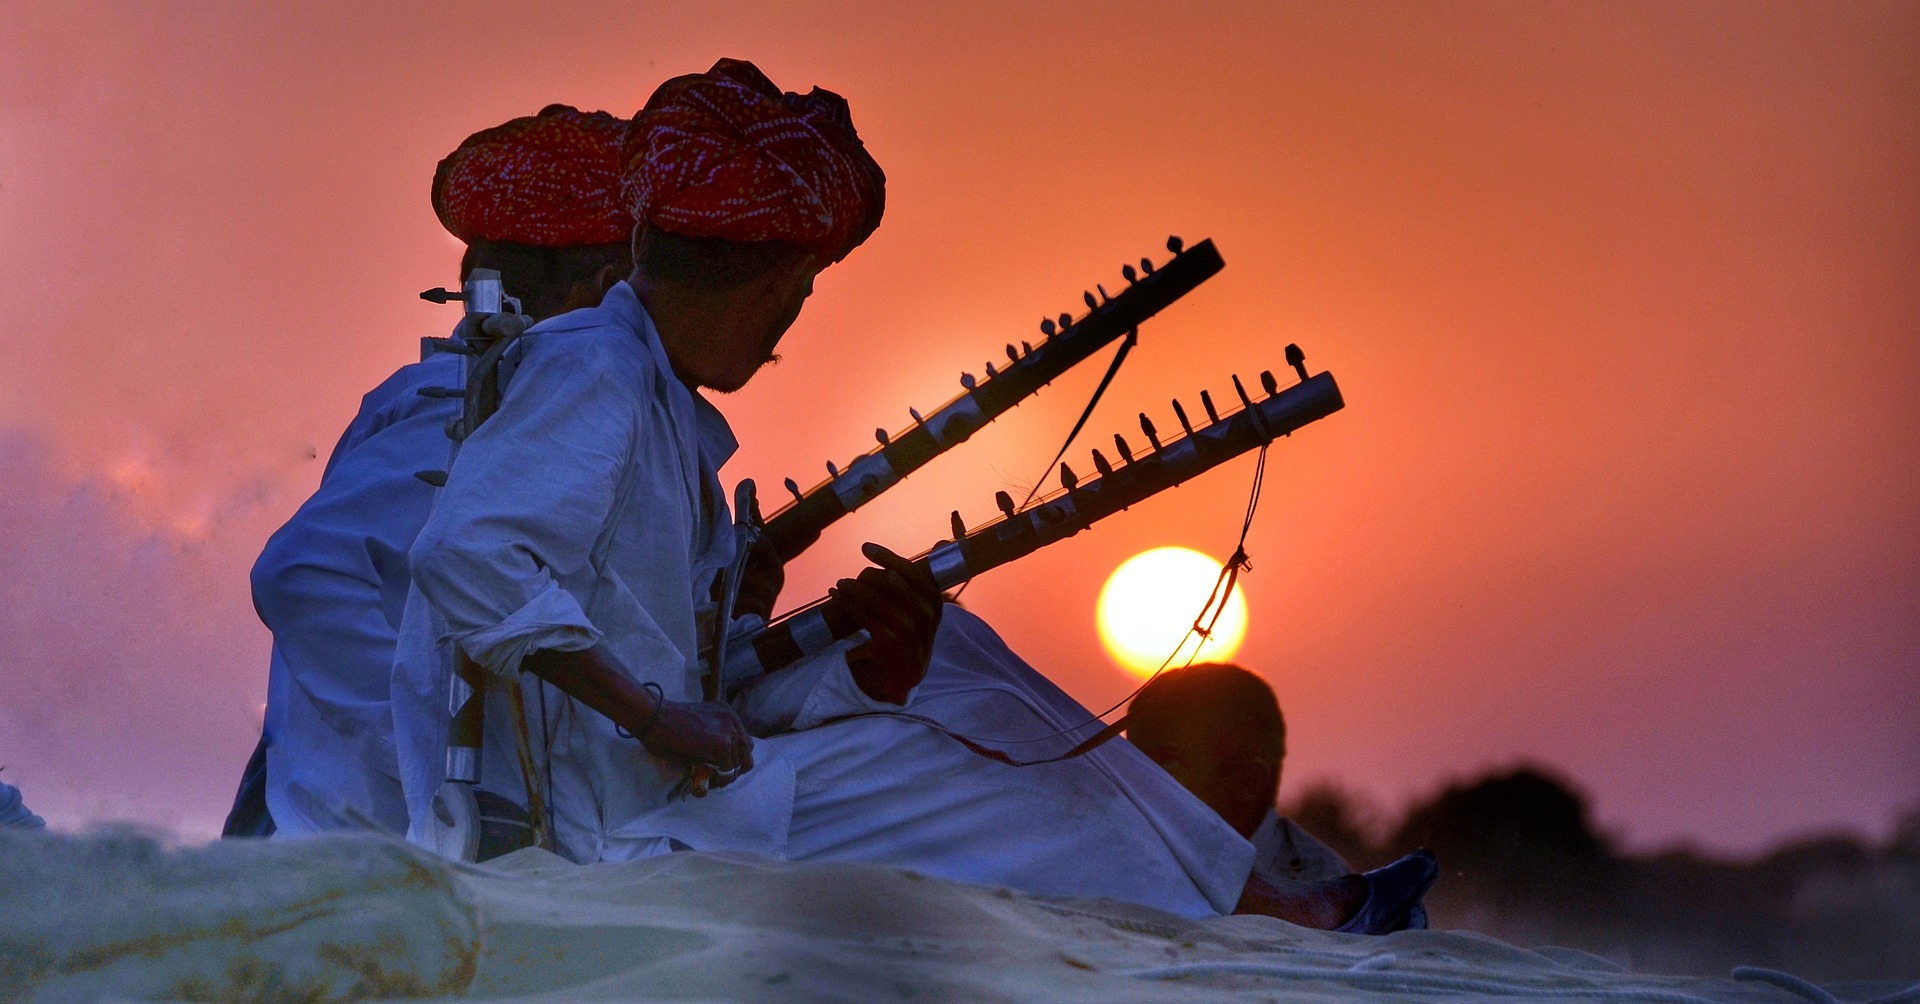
[224,105,640,839]
[1127,663,1353,884]
[390,59,922,865]
[390,59,1438,932]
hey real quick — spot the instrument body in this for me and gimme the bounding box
[763,238,1225,559]
[730,359,1344,681]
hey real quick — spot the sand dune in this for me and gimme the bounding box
[3,829,1912,1003]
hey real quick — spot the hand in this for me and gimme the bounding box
[638,699,754,797]
[833,542,942,705]
[519,646,754,800]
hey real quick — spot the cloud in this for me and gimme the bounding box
[0,429,274,840]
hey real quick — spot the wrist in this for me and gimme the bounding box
[616,682,666,739]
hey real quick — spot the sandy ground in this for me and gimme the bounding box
[3,829,1914,1003]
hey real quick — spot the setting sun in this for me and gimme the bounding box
[1095,547,1249,677]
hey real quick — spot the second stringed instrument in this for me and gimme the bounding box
[728,344,1343,682]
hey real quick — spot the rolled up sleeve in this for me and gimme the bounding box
[730,634,900,734]
[410,334,638,678]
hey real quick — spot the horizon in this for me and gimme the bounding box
[1,2,1914,856]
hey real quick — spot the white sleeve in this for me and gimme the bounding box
[252,386,448,744]
[409,334,638,677]
[728,630,900,734]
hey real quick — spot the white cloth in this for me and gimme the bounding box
[392,282,886,864]
[771,605,1256,919]
[389,281,1255,914]
[1250,808,1350,884]
[255,351,463,837]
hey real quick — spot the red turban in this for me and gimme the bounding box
[623,59,885,264]
[433,104,633,247]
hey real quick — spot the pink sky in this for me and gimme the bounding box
[1,2,1914,853]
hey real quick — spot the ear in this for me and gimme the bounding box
[595,264,623,296]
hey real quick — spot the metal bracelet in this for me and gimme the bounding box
[616,682,666,741]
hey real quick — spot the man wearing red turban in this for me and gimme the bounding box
[385,61,1425,931]
[393,58,934,868]
[226,104,644,841]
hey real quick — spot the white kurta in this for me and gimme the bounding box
[1250,808,1351,884]
[255,351,462,836]
[770,606,1256,918]
[384,281,1254,915]
[391,282,884,863]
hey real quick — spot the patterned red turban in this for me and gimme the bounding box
[623,59,885,264]
[433,105,633,247]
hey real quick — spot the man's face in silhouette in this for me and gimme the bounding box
[1132,719,1280,839]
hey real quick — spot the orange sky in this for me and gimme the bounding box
[1,2,1914,852]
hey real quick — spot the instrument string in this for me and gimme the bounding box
[948,328,1139,604]
[799,445,1269,767]
[951,442,1268,750]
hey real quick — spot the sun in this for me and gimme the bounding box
[1095,546,1249,677]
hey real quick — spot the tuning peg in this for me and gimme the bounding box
[1200,390,1219,423]
[1114,433,1134,464]
[1166,235,1184,254]
[909,407,925,424]
[785,477,803,501]
[1140,413,1162,450]
[1139,257,1155,276]
[1122,263,1138,283]
[1260,371,1280,397]
[1058,312,1073,330]
[1006,343,1020,363]
[1083,291,1098,310]
[996,491,1017,520]
[419,287,463,304]
[985,362,998,379]
[1092,449,1114,478]
[875,428,890,446]
[951,510,967,540]
[1285,343,1309,382]
[1041,317,1057,337]
[1233,374,1254,408]
[1059,462,1079,491]
[1020,340,1034,355]
[826,460,841,477]
[1172,399,1194,435]
[960,372,976,390]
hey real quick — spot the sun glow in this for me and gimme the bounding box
[1095,547,1249,677]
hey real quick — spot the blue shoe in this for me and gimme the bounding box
[1402,903,1429,931]
[1334,850,1438,935]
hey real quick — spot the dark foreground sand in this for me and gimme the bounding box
[3,829,1914,1003]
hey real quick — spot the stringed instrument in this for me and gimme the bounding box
[762,236,1225,560]
[728,345,1343,681]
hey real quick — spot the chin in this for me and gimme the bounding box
[702,368,758,394]
[715,356,781,393]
